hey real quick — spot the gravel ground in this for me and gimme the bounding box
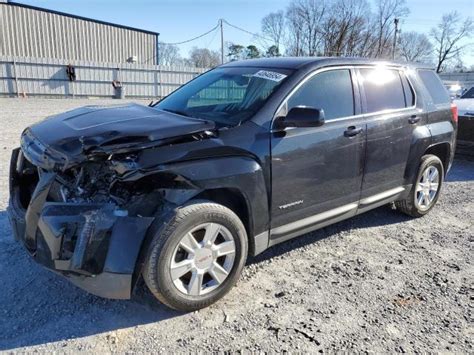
[0,98,473,352]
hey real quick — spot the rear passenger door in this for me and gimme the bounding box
[357,67,420,205]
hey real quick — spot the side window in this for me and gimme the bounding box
[417,69,450,105]
[287,69,354,120]
[359,68,406,113]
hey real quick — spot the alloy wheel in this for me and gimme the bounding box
[170,223,236,296]
[415,165,440,211]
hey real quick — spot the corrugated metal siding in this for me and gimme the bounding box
[0,55,208,98]
[0,3,157,64]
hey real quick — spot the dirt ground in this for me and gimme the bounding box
[0,98,472,352]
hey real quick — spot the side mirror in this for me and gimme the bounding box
[282,106,325,128]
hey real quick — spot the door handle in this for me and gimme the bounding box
[344,126,363,137]
[408,115,420,124]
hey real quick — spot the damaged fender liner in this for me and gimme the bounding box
[8,167,154,299]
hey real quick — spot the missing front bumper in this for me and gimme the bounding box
[8,150,154,299]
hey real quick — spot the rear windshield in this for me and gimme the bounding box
[417,69,450,105]
[461,87,474,99]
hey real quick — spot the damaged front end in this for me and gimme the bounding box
[8,105,227,299]
[8,147,158,299]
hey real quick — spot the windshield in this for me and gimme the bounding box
[154,67,292,125]
[461,87,474,99]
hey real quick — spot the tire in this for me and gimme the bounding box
[395,154,444,217]
[143,200,248,311]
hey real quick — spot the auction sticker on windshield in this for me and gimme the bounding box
[253,70,287,82]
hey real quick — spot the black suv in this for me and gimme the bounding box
[8,58,457,311]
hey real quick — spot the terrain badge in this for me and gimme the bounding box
[278,200,304,210]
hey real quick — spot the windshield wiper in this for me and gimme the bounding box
[162,108,196,118]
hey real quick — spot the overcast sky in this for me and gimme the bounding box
[18,0,474,66]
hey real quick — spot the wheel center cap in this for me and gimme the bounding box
[194,248,213,269]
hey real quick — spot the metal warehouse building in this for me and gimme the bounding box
[0,0,159,64]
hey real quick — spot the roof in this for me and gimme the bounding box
[222,57,432,70]
[6,1,159,36]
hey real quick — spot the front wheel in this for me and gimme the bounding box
[143,201,248,311]
[395,154,444,217]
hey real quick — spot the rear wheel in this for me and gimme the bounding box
[143,201,248,311]
[395,154,444,217]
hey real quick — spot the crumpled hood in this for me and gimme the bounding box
[24,104,215,164]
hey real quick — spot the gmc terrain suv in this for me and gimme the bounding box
[8,58,457,311]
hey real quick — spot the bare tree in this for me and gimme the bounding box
[321,0,370,56]
[299,0,326,56]
[285,2,305,56]
[450,53,467,72]
[187,47,220,68]
[158,42,182,66]
[261,11,285,50]
[430,11,473,73]
[373,0,409,58]
[285,0,327,56]
[283,0,409,58]
[398,31,433,62]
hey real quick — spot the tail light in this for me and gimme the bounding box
[451,103,458,124]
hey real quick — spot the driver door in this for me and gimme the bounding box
[270,68,366,241]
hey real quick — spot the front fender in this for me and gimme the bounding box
[122,156,270,253]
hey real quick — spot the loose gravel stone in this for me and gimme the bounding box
[0,98,472,352]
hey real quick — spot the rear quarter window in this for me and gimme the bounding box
[417,69,450,105]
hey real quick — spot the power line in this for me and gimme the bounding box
[143,19,273,64]
[161,22,220,45]
[143,22,220,63]
[222,19,273,43]
[204,25,219,49]
[143,15,451,65]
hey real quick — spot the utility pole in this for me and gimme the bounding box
[220,19,224,65]
[392,18,399,60]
